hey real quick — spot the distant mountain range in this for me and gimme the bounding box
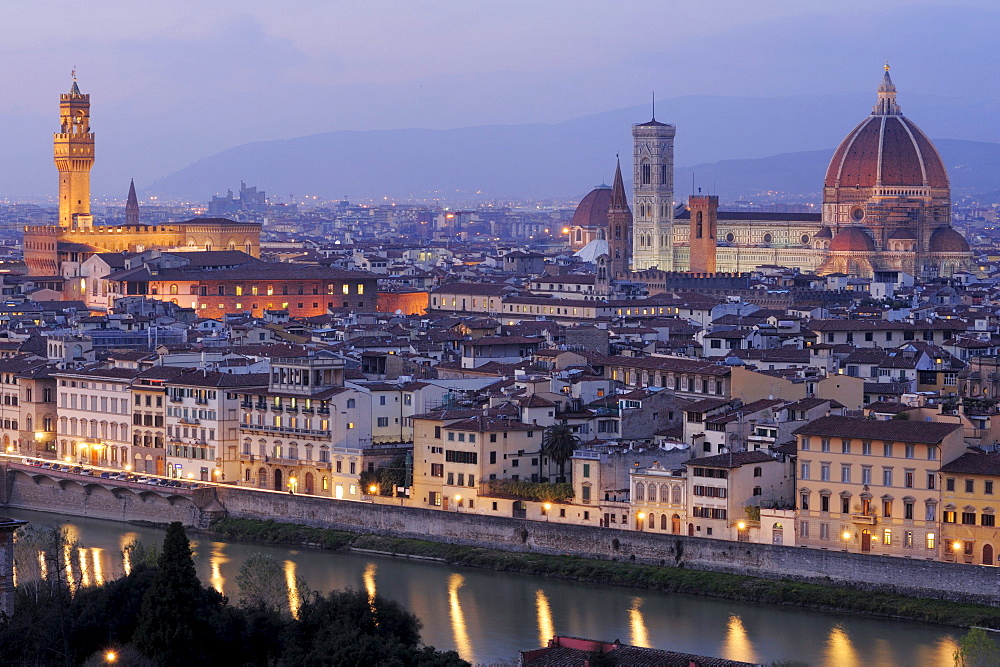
[143,95,1000,204]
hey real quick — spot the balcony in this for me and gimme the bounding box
[179,417,200,425]
[851,513,877,525]
[317,407,330,415]
[195,398,208,405]
[239,423,331,436]
[301,407,315,415]
[240,402,254,409]
[286,406,299,414]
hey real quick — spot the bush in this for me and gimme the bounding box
[486,479,574,502]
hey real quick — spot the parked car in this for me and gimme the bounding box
[99,472,111,479]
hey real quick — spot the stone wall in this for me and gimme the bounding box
[1,465,212,527]
[214,485,1000,606]
[4,462,998,606]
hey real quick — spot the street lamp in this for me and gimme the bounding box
[543,502,551,521]
[637,511,645,531]
[105,651,117,664]
[369,484,378,503]
[454,494,462,512]
[289,476,298,494]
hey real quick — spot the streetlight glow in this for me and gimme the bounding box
[842,531,852,541]
[737,522,747,530]
[105,651,117,663]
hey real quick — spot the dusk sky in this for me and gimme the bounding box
[1,1,998,198]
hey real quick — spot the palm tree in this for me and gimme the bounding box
[542,424,579,483]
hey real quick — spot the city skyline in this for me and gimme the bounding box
[2,2,1000,198]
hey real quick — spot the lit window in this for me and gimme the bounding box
[926,533,935,549]
[342,284,350,295]
[357,284,364,295]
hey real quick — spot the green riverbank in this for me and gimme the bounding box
[205,517,1000,629]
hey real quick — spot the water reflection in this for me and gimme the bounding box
[535,589,554,647]
[628,597,650,648]
[284,559,301,619]
[208,542,227,595]
[448,573,474,664]
[78,547,91,587]
[120,531,139,576]
[91,548,104,586]
[721,614,757,664]
[824,625,860,667]
[6,509,984,666]
[363,562,377,606]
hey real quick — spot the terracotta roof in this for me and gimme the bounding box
[793,415,960,444]
[940,452,1000,476]
[684,450,777,469]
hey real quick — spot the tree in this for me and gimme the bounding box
[235,553,306,617]
[132,522,220,667]
[954,626,1000,667]
[278,589,467,666]
[542,424,580,482]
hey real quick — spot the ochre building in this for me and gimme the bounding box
[23,78,260,279]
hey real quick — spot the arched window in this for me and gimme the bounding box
[634,482,645,501]
[648,484,657,502]
[672,485,682,504]
[696,211,703,239]
[661,514,668,530]
[641,162,651,185]
[170,284,178,295]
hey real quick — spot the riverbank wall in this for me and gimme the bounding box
[4,461,998,606]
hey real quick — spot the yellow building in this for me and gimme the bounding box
[24,77,260,279]
[938,452,1000,566]
[794,416,964,556]
[411,412,541,512]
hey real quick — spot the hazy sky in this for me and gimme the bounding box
[1,0,998,197]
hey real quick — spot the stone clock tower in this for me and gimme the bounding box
[631,115,675,271]
[54,74,95,229]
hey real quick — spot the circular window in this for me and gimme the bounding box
[851,206,865,222]
[801,234,810,245]
[726,232,735,243]
[763,233,773,244]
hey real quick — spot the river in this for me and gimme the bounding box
[5,508,975,666]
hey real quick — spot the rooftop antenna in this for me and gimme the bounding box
[652,91,655,121]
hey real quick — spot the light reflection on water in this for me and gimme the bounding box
[628,597,650,648]
[447,573,474,665]
[721,614,757,664]
[535,589,554,648]
[284,559,301,619]
[824,625,860,667]
[209,542,227,595]
[7,509,982,666]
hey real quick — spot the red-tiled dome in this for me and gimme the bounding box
[571,185,612,228]
[824,70,948,191]
[928,227,971,253]
[829,226,876,252]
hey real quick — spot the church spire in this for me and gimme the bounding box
[70,68,81,96]
[873,62,901,116]
[125,179,139,225]
[609,156,629,212]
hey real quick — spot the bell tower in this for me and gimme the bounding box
[688,195,718,274]
[606,157,632,277]
[54,73,94,228]
[631,107,675,271]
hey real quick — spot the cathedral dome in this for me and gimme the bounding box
[571,185,612,228]
[830,226,876,252]
[824,68,948,191]
[928,226,971,253]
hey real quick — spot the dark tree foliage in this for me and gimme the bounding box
[279,589,466,666]
[0,523,465,666]
[132,522,215,666]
